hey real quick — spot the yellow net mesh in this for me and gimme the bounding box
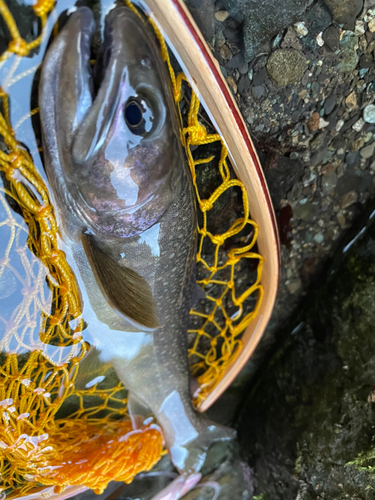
[0,0,263,497]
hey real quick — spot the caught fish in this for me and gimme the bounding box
[39,4,234,494]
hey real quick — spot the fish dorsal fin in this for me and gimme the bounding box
[81,233,160,331]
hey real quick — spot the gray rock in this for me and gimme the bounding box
[304,0,332,36]
[252,67,268,86]
[227,52,245,69]
[186,0,215,44]
[266,49,307,87]
[339,47,359,72]
[322,171,337,194]
[359,53,375,68]
[363,104,375,123]
[323,0,363,30]
[251,85,265,99]
[293,201,316,221]
[313,232,324,243]
[360,142,375,159]
[310,132,326,150]
[240,0,311,61]
[311,81,320,95]
[238,62,249,74]
[322,25,340,52]
[324,94,336,115]
[310,146,329,167]
[346,150,361,168]
[286,278,302,294]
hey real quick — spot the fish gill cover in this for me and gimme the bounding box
[0,0,263,497]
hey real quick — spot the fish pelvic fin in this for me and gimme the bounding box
[81,233,161,331]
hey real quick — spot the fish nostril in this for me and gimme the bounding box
[125,100,144,128]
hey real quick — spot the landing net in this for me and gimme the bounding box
[0,0,263,496]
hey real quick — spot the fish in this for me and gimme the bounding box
[39,3,234,491]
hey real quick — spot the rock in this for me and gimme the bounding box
[322,25,340,52]
[219,44,232,60]
[240,0,311,61]
[340,190,358,209]
[227,76,237,94]
[264,155,304,208]
[322,171,337,194]
[323,0,363,30]
[252,67,267,86]
[266,49,307,87]
[313,232,324,243]
[360,142,375,159]
[339,34,360,73]
[310,132,326,150]
[223,27,240,42]
[307,112,320,131]
[293,21,308,37]
[363,103,375,123]
[227,52,245,69]
[311,81,320,94]
[345,91,358,110]
[215,10,229,22]
[293,201,316,222]
[339,48,359,72]
[352,118,365,131]
[286,278,302,294]
[354,20,365,36]
[304,0,332,36]
[346,151,361,168]
[251,85,265,99]
[369,18,375,32]
[359,53,375,68]
[324,94,336,115]
[281,27,302,50]
[185,0,215,45]
[237,212,375,499]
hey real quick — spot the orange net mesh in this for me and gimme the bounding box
[0,0,263,497]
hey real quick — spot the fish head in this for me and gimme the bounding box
[42,6,185,238]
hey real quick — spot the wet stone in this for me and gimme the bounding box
[340,190,358,209]
[293,201,316,221]
[307,112,320,131]
[313,232,324,244]
[346,151,361,168]
[322,25,340,51]
[304,0,332,36]
[322,171,337,194]
[311,81,320,95]
[363,103,375,123]
[252,67,268,86]
[227,52,245,69]
[238,62,249,74]
[324,94,336,115]
[241,0,310,60]
[323,0,363,30]
[360,141,375,159]
[251,85,265,99]
[359,53,375,68]
[266,49,307,87]
[286,278,302,294]
[310,132,326,150]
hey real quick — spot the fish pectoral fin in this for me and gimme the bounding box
[128,392,153,429]
[81,233,161,331]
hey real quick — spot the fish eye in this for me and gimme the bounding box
[124,97,154,136]
[125,100,144,128]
